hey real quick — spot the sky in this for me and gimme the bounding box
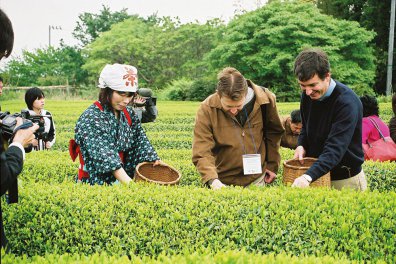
[0,0,265,66]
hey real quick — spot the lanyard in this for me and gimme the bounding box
[231,108,258,154]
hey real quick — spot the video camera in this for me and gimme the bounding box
[0,110,50,151]
[137,88,157,107]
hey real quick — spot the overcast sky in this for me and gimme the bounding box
[0,0,265,65]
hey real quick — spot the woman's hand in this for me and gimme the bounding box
[112,168,132,184]
[152,160,165,166]
[31,139,39,147]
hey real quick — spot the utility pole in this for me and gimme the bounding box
[48,25,62,47]
[386,0,395,95]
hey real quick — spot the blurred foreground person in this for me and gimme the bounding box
[1,8,39,251]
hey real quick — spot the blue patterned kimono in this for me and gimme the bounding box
[74,103,159,185]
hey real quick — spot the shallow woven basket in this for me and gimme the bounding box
[134,162,181,185]
[283,157,331,187]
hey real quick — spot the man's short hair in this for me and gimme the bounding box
[216,67,248,101]
[25,87,45,110]
[290,109,301,123]
[0,8,14,59]
[294,48,330,81]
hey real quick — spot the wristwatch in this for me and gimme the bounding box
[302,174,312,183]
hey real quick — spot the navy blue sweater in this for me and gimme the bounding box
[298,81,364,181]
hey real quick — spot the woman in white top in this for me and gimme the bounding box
[24,87,56,150]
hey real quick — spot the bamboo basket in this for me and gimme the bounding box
[134,162,181,185]
[283,158,331,187]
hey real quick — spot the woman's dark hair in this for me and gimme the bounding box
[99,87,114,110]
[392,93,396,115]
[360,95,379,117]
[98,87,135,110]
[290,109,301,123]
[25,87,45,110]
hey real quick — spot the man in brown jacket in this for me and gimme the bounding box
[280,109,302,150]
[192,67,284,190]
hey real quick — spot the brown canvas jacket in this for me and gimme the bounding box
[280,116,298,149]
[192,80,284,186]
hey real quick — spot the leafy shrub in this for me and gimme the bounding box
[186,77,216,101]
[1,250,352,264]
[2,182,395,262]
[157,78,194,101]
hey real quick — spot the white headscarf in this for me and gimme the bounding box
[98,64,138,92]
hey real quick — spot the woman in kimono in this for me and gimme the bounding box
[74,64,161,185]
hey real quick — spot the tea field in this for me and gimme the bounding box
[1,99,395,263]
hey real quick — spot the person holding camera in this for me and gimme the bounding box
[72,63,161,185]
[24,87,56,150]
[0,8,39,251]
[129,88,158,123]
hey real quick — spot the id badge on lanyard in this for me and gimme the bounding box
[242,154,262,175]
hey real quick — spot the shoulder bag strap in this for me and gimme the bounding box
[367,117,385,140]
[260,87,268,163]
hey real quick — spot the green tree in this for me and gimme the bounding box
[207,1,376,100]
[72,5,131,46]
[83,16,224,88]
[1,43,87,87]
[314,0,393,94]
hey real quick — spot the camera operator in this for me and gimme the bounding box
[24,87,56,150]
[129,88,158,123]
[0,8,39,251]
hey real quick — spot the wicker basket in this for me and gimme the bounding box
[283,157,331,187]
[134,162,181,185]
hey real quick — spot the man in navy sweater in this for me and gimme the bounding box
[291,48,367,190]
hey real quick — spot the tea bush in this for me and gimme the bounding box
[2,183,395,262]
[1,250,353,264]
[1,99,395,263]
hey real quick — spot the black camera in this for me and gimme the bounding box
[137,88,157,107]
[0,110,50,151]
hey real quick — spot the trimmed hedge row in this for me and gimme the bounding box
[1,250,353,264]
[20,148,396,191]
[2,182,395,262]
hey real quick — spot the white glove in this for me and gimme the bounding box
[293,146,306,163]
[210,179,226,190]
[291,175,311,188]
